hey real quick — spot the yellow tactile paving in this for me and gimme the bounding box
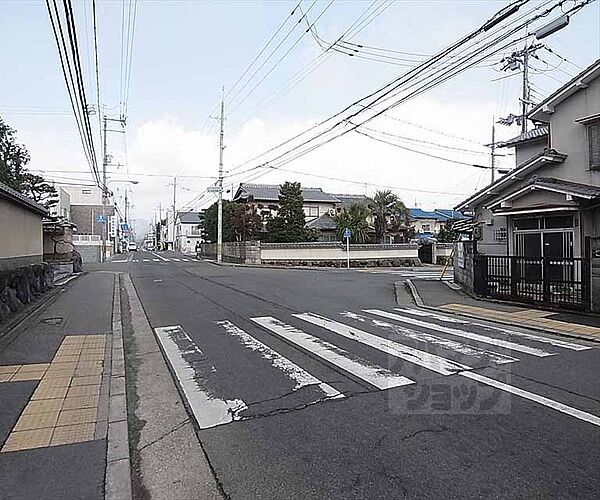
[62,395,100,410]
[2,429,53,452]
[0,334,110,452]
[14,412,60,432]
[57,408,97,427]
[50,423,96,447]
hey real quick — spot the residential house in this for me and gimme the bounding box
[0,180,48,271]
[454,59,600,312]
[175,211,205,254]
[233,183,340,223]
[408,208,469,238]
[61,185,115,262]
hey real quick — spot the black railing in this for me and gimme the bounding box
[479,255,590,310]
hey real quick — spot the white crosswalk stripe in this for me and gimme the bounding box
[216,320,343,399]
[460,371,600,427]
[152,307,599,429]
[365,309,555,357]
[294,313,472,376]
[394,308,592,352]
[340,311,519,365]
[155,325,246,428]
[251,316,414,390]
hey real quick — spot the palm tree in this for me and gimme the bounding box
[334,202,370,243]
[368,190,399,243]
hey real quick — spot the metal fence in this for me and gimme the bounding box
[477,255,590,310]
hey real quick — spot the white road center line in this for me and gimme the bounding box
[460,371,600,427]
[295,313,471,376]
[394,308,591,351]
[366,310,554,358]
[154,325,246,428]
[340,311,519,365]
[251,317,414,390]
[216,320,343,399]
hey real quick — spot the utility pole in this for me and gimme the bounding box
[521,45,530,135]
[101,115,108,263]
[491,118,496,183]
[172,177,177,251]
[217,91,225,264]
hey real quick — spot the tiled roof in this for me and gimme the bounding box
[532,177,600,199]
[330,194,369,208]
[0,180,48,216]
[496,126,549,149]
[235,183,340,203]
[177,211,204,224]
[408,208,447,221]
[455,148,568,211]
[433,209,470,220]
[306,213,337,230]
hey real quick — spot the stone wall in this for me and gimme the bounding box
[0,263,54,322]
[199,241,261,265]
[453,241,476,292]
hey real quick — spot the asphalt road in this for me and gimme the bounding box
[114,250,600,499]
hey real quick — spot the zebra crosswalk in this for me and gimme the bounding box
[154,306,597,430]
[359,268,454,280]
[131,257,194,263]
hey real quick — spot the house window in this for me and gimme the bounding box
[514,217,540,230]
[421,224,431,231]
[588,122,600,169]
[304,206,319,217]
[494,228,507,241]
[81,189,92,194]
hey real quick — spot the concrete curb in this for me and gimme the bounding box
[403,278,600,345]
[104,273,132,500]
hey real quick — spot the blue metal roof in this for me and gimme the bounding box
[408,208,447,221]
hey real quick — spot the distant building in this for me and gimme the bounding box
[233,183,340,224]
[408,208,469,238]
[61,185,115,262]
[175,211,205,253]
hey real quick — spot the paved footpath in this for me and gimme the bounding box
[406,278,600,342]
[0,272,129,500]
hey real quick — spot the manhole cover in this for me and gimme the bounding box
[41,317,63,325]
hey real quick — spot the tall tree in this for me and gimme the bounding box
[202,201,237,243]
[368,190,410,243]
[334,202,370,243]
[231,203,263,241]
[368,190,397,243]
[0,116,57,208]
[265,182,318,242]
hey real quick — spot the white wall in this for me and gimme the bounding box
[261,243,418,262]
[61,185,103,205]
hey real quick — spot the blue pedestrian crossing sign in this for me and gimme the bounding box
[96,214,106,223]
[343,228,352,239]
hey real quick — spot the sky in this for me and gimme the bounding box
[1,0,599,236]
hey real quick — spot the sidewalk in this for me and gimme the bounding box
[0,271,130,500]
[404,279,600,343]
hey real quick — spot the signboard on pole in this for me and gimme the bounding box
[343,228,352,269]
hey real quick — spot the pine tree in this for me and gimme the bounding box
[266,182,317,242]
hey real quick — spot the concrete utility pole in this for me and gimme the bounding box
[521,45,530,135]
[491,118,496,183]
[101,115,108,263]
[217,92,225,264]
[172,177,177,251]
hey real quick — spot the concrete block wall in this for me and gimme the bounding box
[453,241,475,292]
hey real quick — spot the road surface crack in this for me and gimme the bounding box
[137,418,191,453]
